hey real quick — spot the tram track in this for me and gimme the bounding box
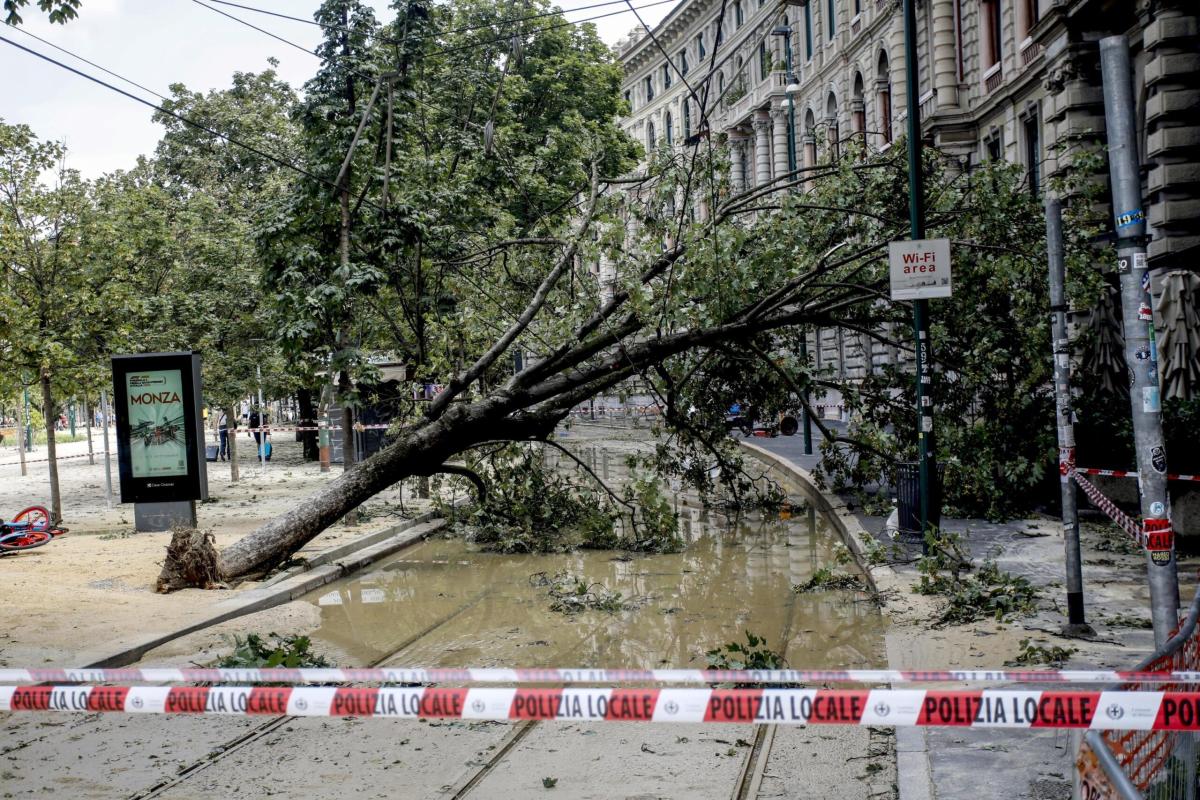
[126,587,494,800]
[731,520,806,800]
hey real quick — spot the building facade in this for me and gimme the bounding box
[615,0,1200,411]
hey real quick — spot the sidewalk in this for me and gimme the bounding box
[747,432,1199,800]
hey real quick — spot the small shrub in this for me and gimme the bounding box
[705,631,786,671]
[619,473,683,554]
[914,531,1038,625]
[532,571,634,614]
[218,633,331,669]
[794,567,866,593]
[461,447,617,554]
[1006,638,1077,668]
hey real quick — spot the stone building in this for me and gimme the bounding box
[614,0,1200,414]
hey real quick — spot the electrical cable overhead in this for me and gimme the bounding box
[0,32,370,206]
[10,25,171,102]
[189,0,318,59]
[209,0,680,45]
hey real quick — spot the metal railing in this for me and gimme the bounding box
[1082,584,1200,800]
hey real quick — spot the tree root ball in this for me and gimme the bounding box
[156,527,222,592]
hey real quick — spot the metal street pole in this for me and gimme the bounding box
[101,389,113,508]
[902,0,937,543]
[1046,198,1088,630]
[774,22,812,455]
[1100,35,1179,646]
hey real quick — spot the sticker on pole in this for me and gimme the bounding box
[889,239,952,300]
[1144,518,1173,565]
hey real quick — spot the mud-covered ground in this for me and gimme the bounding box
[0,430,432,667]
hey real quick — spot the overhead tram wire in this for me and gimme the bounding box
[185,0,461,130]
[11,25,171,103]
[209,0,681,46]
[187,0,677,133]
[0,32,380,210]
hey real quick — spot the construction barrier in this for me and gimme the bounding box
[6,686,1200,730]
[5,667,1200,686]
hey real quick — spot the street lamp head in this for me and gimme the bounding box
[785,79,801,95]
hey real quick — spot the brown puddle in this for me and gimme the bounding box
[301,474,886,672]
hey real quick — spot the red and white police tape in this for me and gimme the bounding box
[1076,467,1200,483]
[233,424,392,434]
[3,667,1200,685]
[7,686,1200,730]
[1070,470,1147,543]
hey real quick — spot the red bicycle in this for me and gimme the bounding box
[0,506,68,554]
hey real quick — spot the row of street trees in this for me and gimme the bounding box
[2,0,1116,586]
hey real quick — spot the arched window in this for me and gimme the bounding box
[876,51,892,143]
[645,74,654,102]
[827,0,837,39]
[663,63,672,89]
[759,41,769,80]
[825,91,839,157]
[665,111,674,144]
[647,120,656,152]
[683,100,692,139]
[734,0,744,27]
[803,109,817,169]
[718,71,725,95]
[851,72,865,137]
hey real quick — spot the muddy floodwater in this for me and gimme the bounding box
[303,475,885,673]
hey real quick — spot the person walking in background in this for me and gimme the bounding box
[248,406,271,461]
[218,410,230,461]
[249,407,265,445]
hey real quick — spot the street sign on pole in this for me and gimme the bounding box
[888,239,952,301]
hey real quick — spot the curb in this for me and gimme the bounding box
[81,515,446,669]
[260,508,442,588]
[737,440,935,800]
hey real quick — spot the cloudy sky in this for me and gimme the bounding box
[0,0,671,177]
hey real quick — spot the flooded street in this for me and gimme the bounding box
[305,503,885,676]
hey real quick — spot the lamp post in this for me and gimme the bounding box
[772,22,813,455]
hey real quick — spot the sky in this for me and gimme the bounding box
[0,0,671,177]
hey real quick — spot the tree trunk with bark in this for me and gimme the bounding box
[156,399,554,588]
[85,399,94,465]
[15,389,27,477]
[40,368,63,523]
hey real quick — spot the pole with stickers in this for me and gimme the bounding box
[1100,35,1179,647]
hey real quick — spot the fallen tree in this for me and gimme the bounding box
[155,0,964,589]
[158,143,917,588]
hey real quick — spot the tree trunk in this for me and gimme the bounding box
[339,369,358,525]
[15,389,27,477]
[156,401,555,588]
[40,368,62,523]
[226,404,240,482]
[85,398,94,465]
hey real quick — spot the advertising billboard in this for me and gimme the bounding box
[112,353,208,504]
